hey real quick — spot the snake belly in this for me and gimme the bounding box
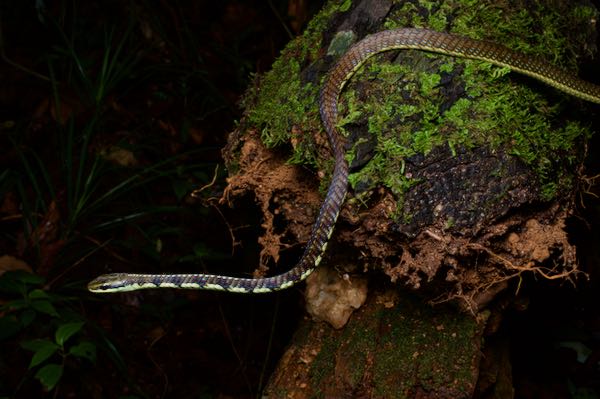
[88,28,600,293]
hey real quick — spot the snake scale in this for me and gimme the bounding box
[88,28,600,293]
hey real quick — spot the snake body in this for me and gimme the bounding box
[88,28,600,293]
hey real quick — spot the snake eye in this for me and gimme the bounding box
[87,273,129,293]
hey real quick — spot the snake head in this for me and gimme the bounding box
[87,273,136,293]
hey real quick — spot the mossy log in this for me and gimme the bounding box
[222,0,598,397]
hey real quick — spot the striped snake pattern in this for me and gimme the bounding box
[88,28,600,293]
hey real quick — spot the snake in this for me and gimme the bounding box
[88,28,600,293]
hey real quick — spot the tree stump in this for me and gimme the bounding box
[222,0,598,397]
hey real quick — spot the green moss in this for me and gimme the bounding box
[243,0,596,216]
[241,0,351,169]
[309,310,381,394]
[338,0,594,206]
[339,0,353,13]
[341,309,381,387]
[310,333,338,394]
[371,298,479,397]
[306,297,479,397]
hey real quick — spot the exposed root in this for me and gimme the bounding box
[466,243,580,282]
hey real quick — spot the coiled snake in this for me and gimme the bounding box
[88,28,600,293]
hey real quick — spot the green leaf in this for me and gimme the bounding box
[21,338,55,352]
[55,321,85,346]
[6,270,45,284]
[28,289,50,300]
[0,278,20,294]
[1,298,28,311]
[28,341,59,369]
[30,300,59,317]
[0,271,44,294]
[34,363,63,391]
[69,341,96,363]
[99,334,127,373]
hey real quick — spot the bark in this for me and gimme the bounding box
[222,0,598,397]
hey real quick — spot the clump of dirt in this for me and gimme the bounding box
[223,130,579,311]
[222,130,322,276]
[340,200,579,311]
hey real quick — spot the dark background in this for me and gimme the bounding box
[0,1,600,398]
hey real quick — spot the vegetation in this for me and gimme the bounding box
[243,0,596,203]
[0,1,304,397]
